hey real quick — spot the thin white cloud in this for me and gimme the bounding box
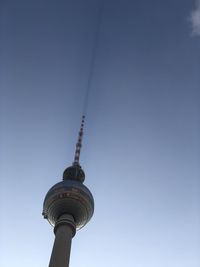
[190,0,200,36]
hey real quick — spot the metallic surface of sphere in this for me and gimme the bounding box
[63,165,85,183]
[42,179,94,230]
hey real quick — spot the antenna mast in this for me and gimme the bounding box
[73,115,85,165]
[73,0,104,165]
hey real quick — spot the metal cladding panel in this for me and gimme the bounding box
[43,180,94,229]
[44,180,94,204]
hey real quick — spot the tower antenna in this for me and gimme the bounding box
[82,0,104,117]
[73,115,85,165]
[73,0,104,165]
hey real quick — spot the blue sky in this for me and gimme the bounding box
[1,1,200,267]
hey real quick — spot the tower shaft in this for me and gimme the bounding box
[49,214,76,267]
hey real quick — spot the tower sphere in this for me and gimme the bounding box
[42,165,94,230]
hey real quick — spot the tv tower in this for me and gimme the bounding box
[42,115,94,267]
[42,2,104,266]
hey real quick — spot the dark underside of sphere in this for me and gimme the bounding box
[43,180,94,230]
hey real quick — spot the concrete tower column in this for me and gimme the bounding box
[49,214,76,267]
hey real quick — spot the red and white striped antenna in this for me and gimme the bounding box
[73,115,85,165]
[72,0,104,166]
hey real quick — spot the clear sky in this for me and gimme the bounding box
[0,0,200,267]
